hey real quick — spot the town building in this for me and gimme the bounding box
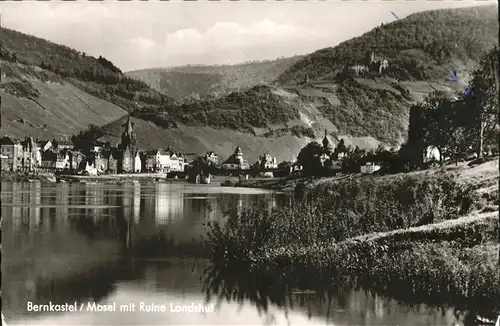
[258,153,278,170]
[369,52,389,74]
[204,151,219,165]
[256,153,278,177]
[118,116,137,173]
[84,161,98,176]
[222,147,250,170]
[55,138,74,151]
[93,150,109,173]
[1,154,9,171]
[333,138,349,160]
[20,137,42,171]
[107,149,119,174]
[320,130,334,167]
[143,148,185,173]
[361,162,382,174]
[0,136,23,171]
[168,151,185,172]
[38,140,53,152]
[55,149,71,170]
[40,150,57,170]
[71,151,86,170]
[134,151,142,173]
[142,150,158,172]
[349,64,369,76]
[348,51,389,76]
[424,146,441,164]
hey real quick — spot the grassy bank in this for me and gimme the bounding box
[223,176,298,191]
[204,161,500,318]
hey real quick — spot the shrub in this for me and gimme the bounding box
[206,173,479,263]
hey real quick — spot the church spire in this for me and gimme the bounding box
[322,130,332,153]
[121,115,136,148]
[126,115,133,135]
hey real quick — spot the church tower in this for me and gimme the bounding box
[120,116,137,173]
[121,115,136,148]
[322,130,333,154]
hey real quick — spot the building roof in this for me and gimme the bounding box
[234,146,243,155]
[0,136,21,145]
[37,140,51,147]
[42,151,57,161]
[1,137,14,145]
[223,153,244,165]
[56,138,73,146]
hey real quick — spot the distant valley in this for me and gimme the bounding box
[125,56,303,102]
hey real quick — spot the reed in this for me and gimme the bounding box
[203,172,500,317]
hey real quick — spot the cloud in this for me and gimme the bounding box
[128,36,158,52]
[1,1,495,70]
[164,20,314,56]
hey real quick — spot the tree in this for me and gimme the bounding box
[71,124,104,156]
[465,45,499,158]
[187,155,216,177]
[296,141,323,176]
[420,91,459,166]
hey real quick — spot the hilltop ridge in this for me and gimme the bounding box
[276,5,498,85]
[0,27,175,139]
[126,56,303,102]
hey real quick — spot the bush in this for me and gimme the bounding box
[206,173,479,263]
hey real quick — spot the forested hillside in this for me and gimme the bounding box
[0,28,175,112]
[131,5,498,150]
[277,5,498,85]
[126,56,303,102]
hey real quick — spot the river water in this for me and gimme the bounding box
[1,181,469,325]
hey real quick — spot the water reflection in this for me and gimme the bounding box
[201,257,486,326]
[1,182,282,323]
[1,182,489,326]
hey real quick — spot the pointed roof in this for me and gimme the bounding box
[322,130,332,152]
[223,153,243,165]
[126,115,133,135]
[0,136,15,145]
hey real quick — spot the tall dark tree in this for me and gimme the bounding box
[466,45,500,157]
[71,124,104,156]
[296,141,323,176]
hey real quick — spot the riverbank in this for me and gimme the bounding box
[0,171,56,182]
[233,157,500,194]
[61,173,172,183]
[204,159,500,318]
[2,172,245,185]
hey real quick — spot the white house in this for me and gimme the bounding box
[55,151,71,169]
[360,162,381,174]
[257,153,278,177]
[222,147,250,170]
[145,149,185,173]
[134,151,142,173]
[169,152,185,172]
[424,146,441,163]
[259,154,278,169]
[37,140,53,152]
[85,162,98,176]
[204,151,219,165]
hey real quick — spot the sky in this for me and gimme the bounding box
[1,1,497,72]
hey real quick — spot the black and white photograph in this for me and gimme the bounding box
[0,1,499,325]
